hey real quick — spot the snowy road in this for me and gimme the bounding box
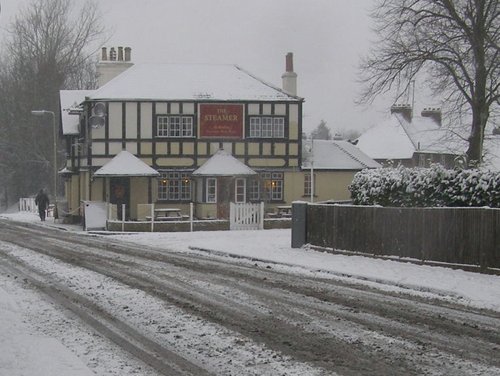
[1,219,500,375]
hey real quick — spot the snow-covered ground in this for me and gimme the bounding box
[1,210,500,375]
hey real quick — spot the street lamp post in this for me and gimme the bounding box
[310,137,314,203]
[31,110,58,220]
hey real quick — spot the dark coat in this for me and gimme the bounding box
[35,190,50,211]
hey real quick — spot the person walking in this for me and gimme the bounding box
[35,189,50,221]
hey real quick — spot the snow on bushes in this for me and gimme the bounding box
[349,165,500,208]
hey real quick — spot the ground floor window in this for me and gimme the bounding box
[249,179,260,201]
[206,178,217,203]
[247,172,284,202]
[235,178,246,203]
[262,172,284,201]
[304,173,316,197]
[158,171,192,201]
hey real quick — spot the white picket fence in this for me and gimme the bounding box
[19,197,37,212]
[229,202,264,230]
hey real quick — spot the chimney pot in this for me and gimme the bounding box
[281,52,298,96]
[118,46,124,61]
[286,52,294,72]
[421,107,442,126]
[390,104,412,122]
[124,47,132,61]
[109,47,117,61]
[101,47,107,61]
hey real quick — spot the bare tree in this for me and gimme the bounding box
[0,0,104,206]
[359,0,499,167]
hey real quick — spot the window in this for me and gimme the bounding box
[158,171,192,201]
[249,116,285,138]
[262,172,284,201]
[206,178,217,203]
[304,173,316,197]
[157,116,194,137]
[440,154,447,166]
[249,179,260,201]
[418,154,426,167]
[250,118,261,138]
[235,178,246,203]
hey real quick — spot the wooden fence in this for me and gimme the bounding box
[306,204,500,270]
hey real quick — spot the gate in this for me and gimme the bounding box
[230,202,264,230]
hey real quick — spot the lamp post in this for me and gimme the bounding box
[31,110,58,220]
[310,136,314,203]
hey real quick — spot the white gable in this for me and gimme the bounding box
[94,151,159,177]
[192,149,257,176]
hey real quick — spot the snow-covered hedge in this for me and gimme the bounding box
[349,165,500,208]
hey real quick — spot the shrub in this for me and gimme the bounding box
[349,165,500,208]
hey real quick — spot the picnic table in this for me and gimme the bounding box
[267,205,292,218]
[276,205,292,217]
[147,208,188,221]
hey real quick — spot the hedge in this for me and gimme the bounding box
[349,165,500,208]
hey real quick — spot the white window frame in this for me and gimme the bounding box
[249,118,261,137]
[235,178,246,203]
[249,116,285,138]
[249,179,260,201]
[262,172,284,201]
[158,171,192,201]
[206,178,217,203]
[304,173,316,197]
[157,115,194,138]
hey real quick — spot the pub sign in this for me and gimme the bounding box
[199,104,243,139]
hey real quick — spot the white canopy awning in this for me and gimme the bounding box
[94,150,160,177]
[192,149,257,177]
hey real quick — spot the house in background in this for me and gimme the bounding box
[59,48,380,223]
[482,133,500,172]
[356,104,463,168]
[300,139,381,202]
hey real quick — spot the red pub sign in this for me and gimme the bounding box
[199,104,243,139]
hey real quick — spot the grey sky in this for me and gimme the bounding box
[0,0,398,134]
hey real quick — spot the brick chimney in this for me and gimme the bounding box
[281,52,297,96]
[96,46,134,87]
[421,107,442,126]
[390,104,412,122]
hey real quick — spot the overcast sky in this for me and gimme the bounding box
[0,0,404,135]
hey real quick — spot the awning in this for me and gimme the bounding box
[192,149,257,177]
[94,150,160,177]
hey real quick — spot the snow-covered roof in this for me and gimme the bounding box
[192,149,257,176]
[301,140,381,170]
[94,151,160,177]
[88,63,302,102]
[356,112,464,160]
[60,90,93,135]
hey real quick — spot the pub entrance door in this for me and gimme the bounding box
[217,177,231,219]
[110,177,130,220]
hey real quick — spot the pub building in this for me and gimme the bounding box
[60,47,377,223]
